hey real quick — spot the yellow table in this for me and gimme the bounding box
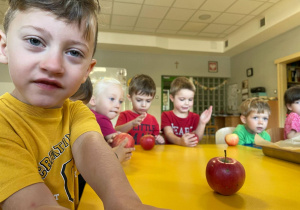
[78,145,300,210]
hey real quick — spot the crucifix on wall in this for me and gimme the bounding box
[175,61,179,69]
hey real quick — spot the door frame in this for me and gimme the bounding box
[275,52,300,127]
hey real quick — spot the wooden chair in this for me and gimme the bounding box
[205,120,218,136]
[266,127,284,143]
[215,127,236,144]
[203,120,218,144]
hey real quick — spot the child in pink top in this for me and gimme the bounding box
[284,85,300,139]
[89,77,135,161]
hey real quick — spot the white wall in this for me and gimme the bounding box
[230,25,300,106]
[0,82,14,95]
[93,50,231,123]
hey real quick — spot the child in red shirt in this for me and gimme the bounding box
[161,77,212,147]
[115,74,164,144]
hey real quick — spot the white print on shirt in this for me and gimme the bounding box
[38,134,70,179]
[53,194,59,200]
[171,123,193,136]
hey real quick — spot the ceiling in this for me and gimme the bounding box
[98,0,279,40]
[1,0,300,56]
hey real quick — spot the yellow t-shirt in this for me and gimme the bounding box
[0,93,101,209]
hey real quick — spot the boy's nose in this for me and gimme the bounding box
[114,101,120,108]
[39,50,64,74]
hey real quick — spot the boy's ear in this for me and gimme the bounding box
[169,94,174,102]
[240,115,247,124]
[127,94,132,102]
[89,95,96,107]
[0,30,8,64]
[82,58,96,83]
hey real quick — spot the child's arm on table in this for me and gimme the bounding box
[287,130,300,139]
[163,126,198,147]
[72,131,166,209]
[155,135,165,144]
[115,113,147,133]
[194,106,213,141]
[1,183,69,210]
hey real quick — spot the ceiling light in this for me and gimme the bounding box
[198,14,211,20]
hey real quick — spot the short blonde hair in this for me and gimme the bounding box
[170,77,195,96]
[240,97,271,117]
[93,77,122,98]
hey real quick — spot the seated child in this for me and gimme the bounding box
[70,77,133,200]
[115,74,165,144]
[233,97,271,145]
[89,77,135,162]
[284,85,300,139]
[0,1,164,209]
[161,77,213,147]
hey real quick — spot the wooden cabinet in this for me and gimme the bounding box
[267,100,279,129]
[214,115,241,128]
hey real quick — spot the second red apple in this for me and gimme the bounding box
[140,134,155,150]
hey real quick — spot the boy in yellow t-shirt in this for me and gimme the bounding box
[0,1,165,210]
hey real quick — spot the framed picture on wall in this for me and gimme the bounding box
[242,79,249,101]
[208,61,218,73]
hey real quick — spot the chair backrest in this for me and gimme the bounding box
[215,127,236,144]
[266,127,284,143]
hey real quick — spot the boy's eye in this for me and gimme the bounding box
[68,50,83,58]
[29,38,43,47]
[253,117,258,120]
[109,97,115,101]
[189,99,193,102]
[264,117,269,121]
[119,100,124,104]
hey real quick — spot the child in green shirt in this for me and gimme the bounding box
[233,97,271,145]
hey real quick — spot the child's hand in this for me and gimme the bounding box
[180,133,199,147]
[155,135,165,144]
[132,112,147,127]
[112,139,135,162]
[200,106,213,124]
[106,132,121,144]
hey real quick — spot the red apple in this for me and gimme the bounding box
[191,133,199,143]
[225,133,239,146]
[140,134,155,150]
[111,133,135,148]
[206,150,245,196]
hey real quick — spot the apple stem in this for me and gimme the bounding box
[224,150,227,163]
